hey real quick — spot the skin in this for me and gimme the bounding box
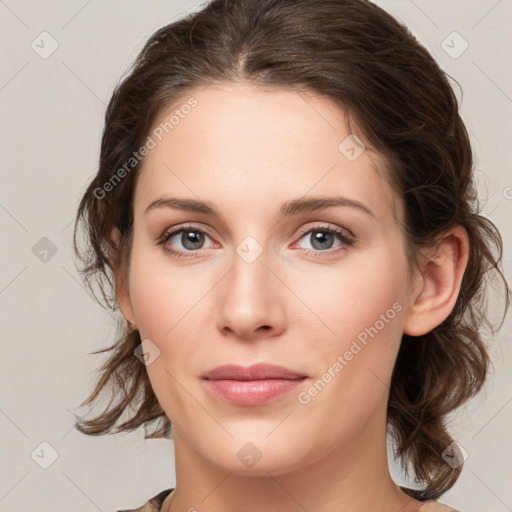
[113,82,469,512]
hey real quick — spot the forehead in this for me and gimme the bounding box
[135,82,402,225]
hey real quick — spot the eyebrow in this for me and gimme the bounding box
[144,195,375,219]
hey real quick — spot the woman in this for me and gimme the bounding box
[72,1,510,511]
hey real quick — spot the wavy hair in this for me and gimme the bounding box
[72,0,510,500]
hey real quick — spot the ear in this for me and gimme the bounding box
[110,227,137,330]
[403,225,469,336]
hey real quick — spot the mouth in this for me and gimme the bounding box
[201,363,308,406]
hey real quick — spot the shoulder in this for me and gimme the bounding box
[417,500,461,512]
[117,488,461,512]
[116,488,174,512]
[399,487,460,512]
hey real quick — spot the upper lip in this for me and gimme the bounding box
[201,363,307,381]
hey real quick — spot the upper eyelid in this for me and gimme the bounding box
[164,223,216,240]
[295,223,354,239]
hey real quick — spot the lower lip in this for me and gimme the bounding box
[202,378,306,405]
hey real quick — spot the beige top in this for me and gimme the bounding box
[117,488,461,511]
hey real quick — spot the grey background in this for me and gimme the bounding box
[0,1,511,511]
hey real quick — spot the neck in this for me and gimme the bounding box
[165,402,423,512]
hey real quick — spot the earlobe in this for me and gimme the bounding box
[403,225,469,337]
[110,227,137,330]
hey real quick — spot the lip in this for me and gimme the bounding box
[201,363,308,406]
[201,363,307,381]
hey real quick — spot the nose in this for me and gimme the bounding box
[216,243,287,341]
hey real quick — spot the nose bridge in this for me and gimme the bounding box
[216,233,285,337]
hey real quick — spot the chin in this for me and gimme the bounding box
[205,439,309,477]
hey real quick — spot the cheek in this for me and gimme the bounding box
[295,266,406,434]
[126,245,216,409]
[301,254,406,344]
[127,248,204,416]
[302,250,408,399]
[127,244,205,341]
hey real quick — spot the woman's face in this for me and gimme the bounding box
[120,82,418,474]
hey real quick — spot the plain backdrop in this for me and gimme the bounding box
[0,1,511,511]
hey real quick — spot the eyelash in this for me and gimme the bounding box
[157,223,355,260]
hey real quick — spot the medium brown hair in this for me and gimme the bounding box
[72,0,510,500]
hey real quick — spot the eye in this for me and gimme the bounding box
[157,223,355,259]
[157,224,215,258]
[293,225,355,256]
